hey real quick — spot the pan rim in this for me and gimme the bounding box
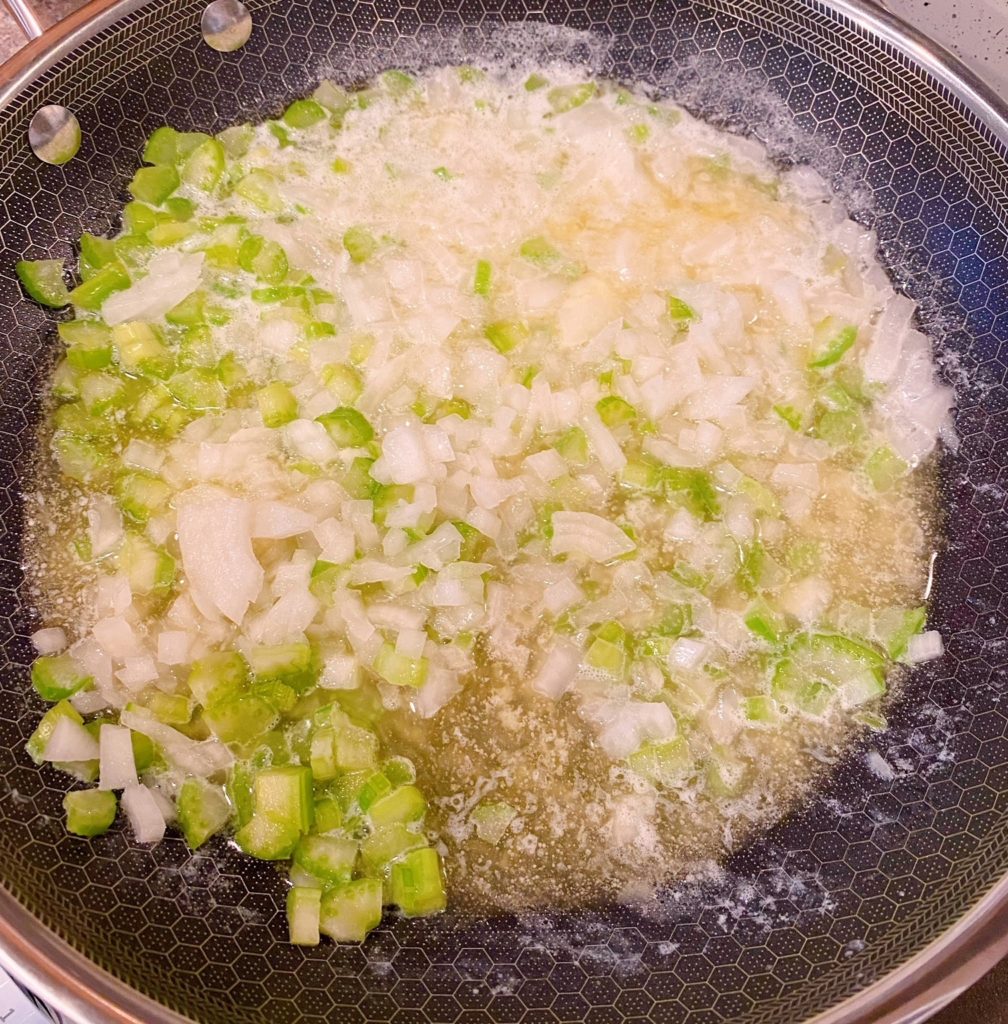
[0,1,1005,1022]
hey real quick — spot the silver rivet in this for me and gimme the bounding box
[28,105,81,165]
[201,0,252,52]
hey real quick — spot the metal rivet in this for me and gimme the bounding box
[201,0,252,52]
[28,105,81,165]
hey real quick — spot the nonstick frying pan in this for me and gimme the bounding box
[0,1,1006,1022]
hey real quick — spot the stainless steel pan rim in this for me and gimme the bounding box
[0,1,1005,1022]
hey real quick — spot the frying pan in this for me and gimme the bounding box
[0,1,1006,1022]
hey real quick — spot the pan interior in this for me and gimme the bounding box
[0,3,1006,1024]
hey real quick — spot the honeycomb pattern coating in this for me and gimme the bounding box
[0,1,1006,1023]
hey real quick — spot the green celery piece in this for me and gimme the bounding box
[315,407,374,447]
[123,201,161,236]
[360,822,426,870]
[254,765,314,833]
[628,738,692,787]
[809,323,858,369]
[27,701,83,763]
[238,235,289,284]
[331,156,352,174]
[372,643,428,688]
[64,789,117,837]
[367,785,426,826]
[129,165,180,206]
[180,137,225,192]
[53,435,108,483]
[744,601,784,644]
[204,694,280,744]
[884,606,927,661]
[341,456,377,499]
[619,455,662,493]
[554,426,589,465]
[596,395,636,427]
[256,381,299,427]
[706,748,749,797]
[283,98,327,128]
[313,80,354,116]
[547,82,597,113]
[382,756,416,786]
[484,319,529,354]
[268,121,292,148]
[772,403,803,431]
[188,651,249,707]
[147,691,194,726]
[235,812,301,860]
[391,847,446,917]
[217,124,254,158]
[116,533,175,596]
[662,467,721,520]
[314,796,344,833]
[666,294,695,321]
[433,166,455,180]
[287,887,322,946]
[343,225,378,263]
[236,169,284,212]
[164,196,196,221]
[585,636,627,678]
[167,368,227,411]
[248,642,316,691]
[737,541,765,597]
[524,73,548,91]
[319,879,383,942]
[470,800,516,844]
[112,321,173,378]
[355,770,392,811]
[79,372,127,413]
[333,723,379,770]
[473,259,492,296]
[814,407,862,446]
[177,778,231,849]
[293,835,357,883]
[452,520,485,561]
[772,633,885,714]
[743,695,778,723]
[31,652,91,702]
[142,127,210,166]
[51,360,79,401]
[115,471,170,525]
[381,69,416,96]
[16,259,69,307]
[865,446,907,492]
[519,235,583,278]
[67,262,130,310]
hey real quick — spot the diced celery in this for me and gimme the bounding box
[474,259,492,296]
[662,467,721,520]
[253,680,298,713]
[666,294,695,321]
[554,426,589,465]
[368,785,426,826]
[585,636,626,678]
[381,69,416,95]
[343,225,378,264]
[16,259,69,307]
[881,606,927,661]
[373,643,428,689]
[287,887,322,946]
[188,653,248,708]
[355,771,392,811]
[167,368,227,411]
[238,235,289,284]
[333,723,379,770]
[314,796,344,833]
[744,602,784,644]
[115,471,171,524]
[31,652,92,702]
[147,692,194,726]
[59,321,114,369]
[128,165,180,206]
[809,322,857,369]
[256,381,298,427]
[27,701,83,763]
[814,407,862,446]
[391,847,446,916]
[148,221,196,246]
[68,262,130,309]
[235,812,302,860]
[773,633,885,715]
[177,778,231,849]
[742,695,778,723]
[321,363,364,402]
[293,835,357,883]
[628,738,692,787]
[331,157,352,174]
[79,232,118,276]
[117,533,175,596]
[341,456,377,499]
[773,403,803,431]
[180,138,225,191]
[53,435,108,482]
[525,73,548,91]
[123,201,160,236]
[382,756,416,787]
[142,126,209,165]
[236,169,283,212]
[254,765,314,834]
[484,319,529,354]
[64,789,117,837]
[360,822,426,870]
[217,124,254,157]
[596,395,636,427]
[620,455,664,492]
[470,800,516,844]
[737,541,765,597]
[315,407,373,447]
[319,879,383,942]
[204,694,280,744]
[865,446,907,492]
[248,642,316,691]
[164,196,196,221]
[284,98,327,128]
[79,372,127,413]
[547,82,597,113]
[518,236,583,278]
[706,749,749,796]
[112,321,173,378]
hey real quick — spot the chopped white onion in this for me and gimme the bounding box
[102,251,204,326]
[532,641,582,699]
[121,784,167,844]
[31,627,67,655]
[44,717,99,762]
[904,630,944,664]
[550,511,636,563]
[99,724,138,791]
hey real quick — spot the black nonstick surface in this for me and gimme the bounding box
[0,2,1006,1022]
